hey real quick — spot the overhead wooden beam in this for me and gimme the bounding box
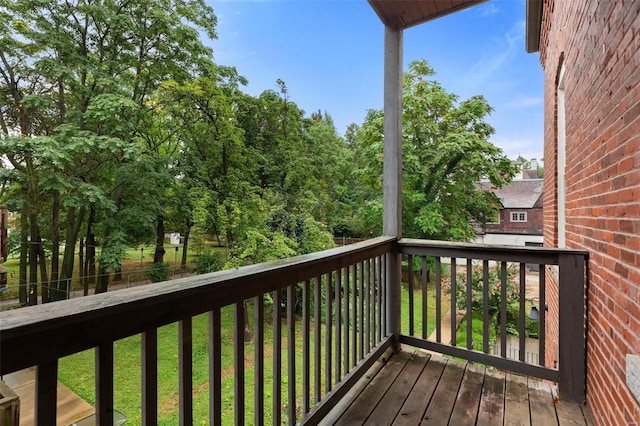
[368,0,488,30]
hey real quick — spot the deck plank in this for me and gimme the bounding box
[419,358,465,425]
[2,369,95,426]
[477,368,506,426]
[450,362,485,426]
[551,386,589,425]
[394,355,447,425]
[335,350,412,425]
[364,351,429,425]
[528,379,558,426]
[329,349,590,426]
[504,373,530,426]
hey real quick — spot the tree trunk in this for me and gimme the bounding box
[212,222,222,247]
[19,208,28,304]
[87,233,96,283]
[80,237,87,296]
[181,219,192,269]
[95,264,109,293]
[57,205,85,301]
[154,215,165,263]
[95,214,114,293]
[38,235,49,303]
[28,211,39,306]
[50,192,60,295]
[85,207,96,286]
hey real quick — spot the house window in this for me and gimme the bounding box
[511,212,527,222]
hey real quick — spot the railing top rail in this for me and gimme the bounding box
[399,238,589,264]
[0,236,395,374]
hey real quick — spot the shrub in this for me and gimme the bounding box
[447,262,519,317]
[193,250,224,274]
[145,262,171,283]
[504,303,540,338]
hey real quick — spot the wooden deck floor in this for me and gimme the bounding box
[328,348,591,426]
[1,367,94,426]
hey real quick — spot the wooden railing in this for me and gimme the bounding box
[398,238,588,403]
[0,236,588,424]
[0,236,395,425]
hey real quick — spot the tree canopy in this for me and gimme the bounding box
[352,60,517,241]
[1,2,516,304]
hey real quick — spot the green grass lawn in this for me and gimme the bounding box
[455,311,497,351]
[57,286,440,425]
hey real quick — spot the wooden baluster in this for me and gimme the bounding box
[209,308,222,426]
[234,303,245,425]
[482,260,490,354]
[519,263,527,362]
[96,343,114,426]
[35,360,58,424]
[287,285,296,424]
[335,270,342,381]
[422,256,428,340]
[179,318,192,426]
[254,297,264,425]
[314,276,321,404]
[466,259,473,350]
[325,272,332,392]
[436,257,442,343]
[273,290,282,425]
[408,254,415,336]
[500,261,508,358]
[142,329,158,425]
[302,279,311,414]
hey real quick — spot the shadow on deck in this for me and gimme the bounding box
[327,348,592,426]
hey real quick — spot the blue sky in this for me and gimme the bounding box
[205,0,544,162]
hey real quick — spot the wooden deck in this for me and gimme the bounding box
[326,348,591,426]
[1,367,94,426]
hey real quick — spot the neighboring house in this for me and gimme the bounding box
[476,179,544,247]
[527,0,640,424]
[512,158,541,180]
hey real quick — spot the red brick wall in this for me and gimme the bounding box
[538,0,640,423]
[481,207,543,235]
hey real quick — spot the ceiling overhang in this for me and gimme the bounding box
[525,0,543,53]
[368,0,489,30]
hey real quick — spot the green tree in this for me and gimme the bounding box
[354,60,518,241]
[0,0,218,297]
[158,68,257,248]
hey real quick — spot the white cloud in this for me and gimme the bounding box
[464,19,525,85]
[490,135,543,161]
[505,96,543,108]
[477,3,500,17]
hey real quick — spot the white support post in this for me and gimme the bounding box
[383,25,403,352]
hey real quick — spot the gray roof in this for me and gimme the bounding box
[478,179,543,209]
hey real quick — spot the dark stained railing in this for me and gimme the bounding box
[0,236,588,424]
[398,238,588,403]
[0,236,394,425]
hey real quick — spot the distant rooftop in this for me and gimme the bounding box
[478,179,543,209]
